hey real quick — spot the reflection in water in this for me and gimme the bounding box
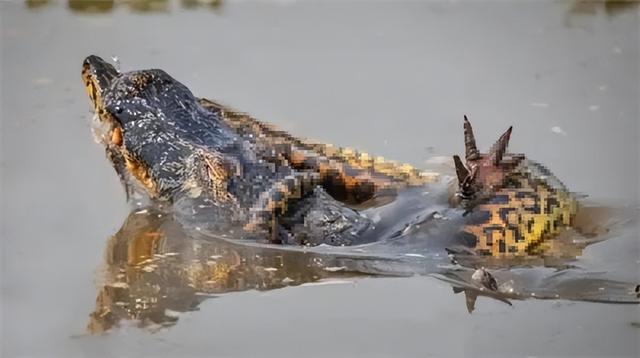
[89,205,639,333]
[569,0,638,17]
[88,207,369,333]
[565,0,639,28]
[27,0,639,17]
[25,0,50,9]
[127,0,169,12]
[182,0,222,11]
[68,0,115,13]
[26,0,222,13]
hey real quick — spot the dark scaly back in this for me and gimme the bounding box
[100,68,292,207]
[100,69,238,199]
[103,70,237,149]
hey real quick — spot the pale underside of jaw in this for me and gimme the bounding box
[89,108,150,204]
[91,110,113,146]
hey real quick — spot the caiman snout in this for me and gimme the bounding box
[81,55,119,109]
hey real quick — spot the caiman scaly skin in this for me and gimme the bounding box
[82,55,578,256]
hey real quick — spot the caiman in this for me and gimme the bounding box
[81,56,639,331]
[82,54,582,257]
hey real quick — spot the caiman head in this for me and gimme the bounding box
[81,55,237,202]
[452,116,523,206]
[82,55,120,112]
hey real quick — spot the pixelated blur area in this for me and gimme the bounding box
[448,116,580,257]
[466,165,578,257]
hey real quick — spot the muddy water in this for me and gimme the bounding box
[1,1,639,357]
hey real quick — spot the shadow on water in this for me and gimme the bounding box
[26,0,223,13]
[89,203,640,333]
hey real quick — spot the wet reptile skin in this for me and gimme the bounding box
[82,55,578,256]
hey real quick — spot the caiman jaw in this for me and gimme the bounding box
[82,56,123,147]
[82,56,159,199]
[81,62,100,111]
